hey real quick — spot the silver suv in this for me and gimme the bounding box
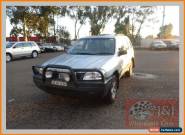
[6,41,41,62]
[32,34,135,104]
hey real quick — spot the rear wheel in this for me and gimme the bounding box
[32,51,38,58]
[6,54,12,62]
[104,75,118,104]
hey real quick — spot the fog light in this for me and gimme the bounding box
[59,73,70,82]
[63,73,70,82]
[45,71,53,78]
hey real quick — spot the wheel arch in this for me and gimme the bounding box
[113,70,119,88]
[132,57,135,68]
[6,52,12,58]
[32,50,38,53]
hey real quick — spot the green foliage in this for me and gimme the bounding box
[114,16,131,36]
[65,6,87,39]
[7,6,35,40]
[7,6,64,41]
[7,6,156,44]
[114,6,155,45]
[157,23,173,39]
[10,26,22,37]
[56,26,71,45]
[85,6,116,35]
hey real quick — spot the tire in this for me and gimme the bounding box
[125,61,133,77]
[6,53,12,62]
[104,75,118,104]
[32,51,38,58]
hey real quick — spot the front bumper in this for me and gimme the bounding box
[32,65,111,97]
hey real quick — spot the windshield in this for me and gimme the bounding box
[6,42,15,48]
[69,38,115,55]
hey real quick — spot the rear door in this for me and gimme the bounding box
[120,37,130,69]
[117,37,128,72]
[125,38,134,65]
[22,42,33,55]
[12,42,25,57]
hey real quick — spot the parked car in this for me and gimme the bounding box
[6,41,40,62]
[38,44,46,53]
[163,40,179,49]
[45,46,57,52]
[41,43,57,52]
[32,34,135,104]
[54,45,65,51]
[64,44,73,52]
[151,40,167,49]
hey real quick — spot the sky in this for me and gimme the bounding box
[6,6,179,39]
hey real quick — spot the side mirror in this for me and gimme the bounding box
[13,46,17,49]
[118,49,127,56]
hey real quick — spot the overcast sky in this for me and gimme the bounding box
[6,6,179,39]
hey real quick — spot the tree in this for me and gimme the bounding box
[56,26,70,45]
[37,6,54,40]
[9,26,22,41]
[48,6,61,36]
[114,16,131,36]
[64,6,87,39]
[37,6,66,41]
[125,6,155,45]
[157,23,173,39]
[6,6,36,41]
[85,6,116,35]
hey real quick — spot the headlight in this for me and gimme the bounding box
[33,66,43,75]
[83,72,102,80]
[45,70,53,78]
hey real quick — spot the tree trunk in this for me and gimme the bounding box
[77,24,82,39]
[74,19,78,39]
[53,12,56,37]
[23,17,27,41]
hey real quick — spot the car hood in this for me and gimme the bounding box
[42,54,115,70]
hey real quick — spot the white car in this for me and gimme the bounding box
[151,40,167,49]
[6,41,41,62]
[163,40,179,49]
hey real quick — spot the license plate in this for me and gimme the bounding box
[51,80,67,87]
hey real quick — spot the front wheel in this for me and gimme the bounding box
[6,54,12,62]
[104,75,118,104]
